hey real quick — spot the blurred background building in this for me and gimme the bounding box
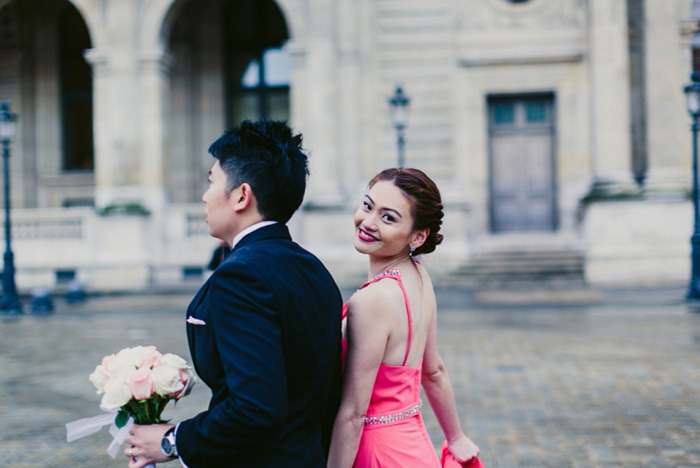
[0,0,696,293]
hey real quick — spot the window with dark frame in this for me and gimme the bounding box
[59,3,94,171]
[224,0,290,127]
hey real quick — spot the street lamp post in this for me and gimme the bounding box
[388,86,410,168]
[0,100,21,315]
[685,72,700,300]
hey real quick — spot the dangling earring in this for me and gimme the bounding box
[409,246,416,257]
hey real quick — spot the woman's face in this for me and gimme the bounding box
[353,180,415,258]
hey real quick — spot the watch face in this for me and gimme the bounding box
[161,437,172,455]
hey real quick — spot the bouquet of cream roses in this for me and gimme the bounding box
[66,345,195,461]
[89,345,195,426]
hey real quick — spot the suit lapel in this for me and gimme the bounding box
[186,223,291,381]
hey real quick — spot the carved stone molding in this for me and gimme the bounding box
[458,45,585,67]
[456,0,585,31]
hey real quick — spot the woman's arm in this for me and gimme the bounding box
[327,288,393,468]
[421,310,480,462]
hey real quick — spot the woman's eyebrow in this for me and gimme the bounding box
[365,194,403,218]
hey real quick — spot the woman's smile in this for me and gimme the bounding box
[357,227,378,242]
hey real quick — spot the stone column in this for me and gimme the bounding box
[138,47,172,213]
[81,0,152,210]
[81,47,108,197]
[288,0,343,207]
[82,46,152,289]
[643,0,692,189]
[335,0,361,201]
[587,0,634,192]
[84,46,144,210]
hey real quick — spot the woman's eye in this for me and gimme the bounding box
[363,202,371,210]
[382,214,395,222]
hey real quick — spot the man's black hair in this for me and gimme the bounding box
[208,120,309,223]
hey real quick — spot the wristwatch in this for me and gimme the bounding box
[160,427,179,459]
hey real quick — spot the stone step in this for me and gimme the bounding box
[456,256,583,270]
[448,248,586,288]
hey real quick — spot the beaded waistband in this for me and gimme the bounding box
[364,400,423,426]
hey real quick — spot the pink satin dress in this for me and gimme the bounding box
[342,269,441,468]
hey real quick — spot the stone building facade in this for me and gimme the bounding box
[0,0,696,292]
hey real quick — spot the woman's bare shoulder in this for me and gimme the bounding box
[347,278,401,316]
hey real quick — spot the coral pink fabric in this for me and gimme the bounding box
[342,270,440,468]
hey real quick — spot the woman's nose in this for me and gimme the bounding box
[363,213,379,229]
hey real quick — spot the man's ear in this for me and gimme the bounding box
[232,183,254,212]
[410,228,429,250]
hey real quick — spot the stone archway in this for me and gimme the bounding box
[148,0,305,50]
[152,0,295,204]
[0,0,95,208]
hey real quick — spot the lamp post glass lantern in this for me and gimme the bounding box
[388,86,410,168]
[0,100,21,315]
[685,72,700,300]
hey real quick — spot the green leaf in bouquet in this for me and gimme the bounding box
[115,409,129,428]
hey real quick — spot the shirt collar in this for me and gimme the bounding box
[230,220,278,250]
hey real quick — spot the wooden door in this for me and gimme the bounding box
[488,95,556,233]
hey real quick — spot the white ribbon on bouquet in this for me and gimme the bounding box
[66,411,155,467]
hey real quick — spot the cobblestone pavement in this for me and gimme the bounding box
[1,286,699,468]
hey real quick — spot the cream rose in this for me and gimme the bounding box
[88,365,110,394]
[159,353,188,370]
[100,378,132,410]
[100,353,115,368]
[104,348,137,382]
[151,365,183,397]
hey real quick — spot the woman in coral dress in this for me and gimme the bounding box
[328,168,480,468]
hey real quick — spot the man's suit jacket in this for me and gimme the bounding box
[177,223,343,468]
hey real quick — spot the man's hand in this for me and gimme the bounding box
[124,423,175,468]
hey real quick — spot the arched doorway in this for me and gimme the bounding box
[165,0,290,203]
[0,0,94,208]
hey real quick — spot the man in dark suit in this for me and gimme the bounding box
[125,120,343,468]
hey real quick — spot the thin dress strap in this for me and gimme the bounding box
[357,269,413,367]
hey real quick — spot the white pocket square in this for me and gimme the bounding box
[186,316,206,326]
